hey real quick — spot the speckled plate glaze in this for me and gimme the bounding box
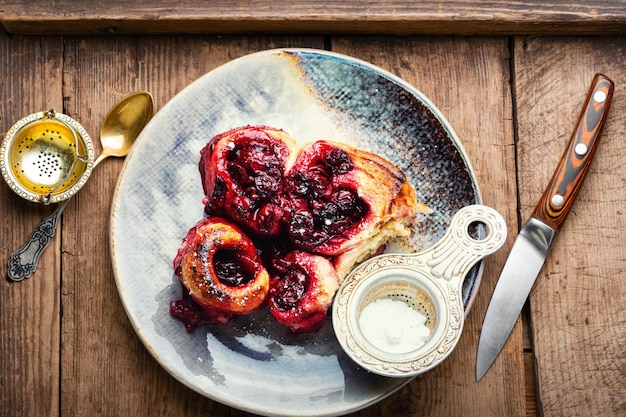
[110,49,481,417]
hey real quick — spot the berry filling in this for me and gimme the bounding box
[268,251,339,333]
[170,292,205,332]
[212,248,255,287]
[270,265,308,311]
[199,126,294,236]
[285,141,370,254]
[173,126,421,334]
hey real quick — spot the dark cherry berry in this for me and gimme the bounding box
[170,293,204,332]
[254,172,281,198]
[255,203,285,236]
[226,162,250,186]
[271,266,308,310]
[288,170,310,196]
[288,168,330,199]
[286,210,329,249]
[213,249,254,287]
[324,148,353,174]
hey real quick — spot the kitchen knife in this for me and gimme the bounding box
[475,73,614,382]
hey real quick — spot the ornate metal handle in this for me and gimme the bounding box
[7,199,69,281]
[424,204,508,282]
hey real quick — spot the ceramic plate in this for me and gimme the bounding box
[111,49,481,417]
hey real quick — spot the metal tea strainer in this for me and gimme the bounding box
[1,109,94,204]
[332,204,507,377]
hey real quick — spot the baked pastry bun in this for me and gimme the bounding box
[172,217,270,327]
[199,125,298,236]
[284,140,429,279]
[268,250,340,333]
[172,126,430,333]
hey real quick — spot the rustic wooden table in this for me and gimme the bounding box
[1,2,626,416]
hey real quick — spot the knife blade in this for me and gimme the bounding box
[475,73,614,382]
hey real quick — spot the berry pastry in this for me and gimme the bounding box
[171,217,270,328]
[268,250,340,333]
[171,126,430,334]
[284,140,430,279]
[199,125,298,236]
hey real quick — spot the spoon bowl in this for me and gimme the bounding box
[332,204,507,377]
[95,91,154,165]
[7,91,154,281]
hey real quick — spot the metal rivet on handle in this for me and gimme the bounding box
[551,194,565,207]
[575,143,588,156]
[593,91,607,103]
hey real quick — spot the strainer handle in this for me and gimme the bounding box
[424,205,508,282]
[7,199,69,281]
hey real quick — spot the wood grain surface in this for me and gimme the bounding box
[1,30,625,417]
[0,35,64,417]
[514,37,626,417]
[2,1,626,36]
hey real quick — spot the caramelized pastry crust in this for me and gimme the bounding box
[172,217,270,326]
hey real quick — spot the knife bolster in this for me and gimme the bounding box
[521,218,557,254]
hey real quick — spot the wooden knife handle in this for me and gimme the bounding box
[531,73,614,231]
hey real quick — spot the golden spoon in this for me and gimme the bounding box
[7,91,154,281]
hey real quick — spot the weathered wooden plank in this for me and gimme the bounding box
[58,35,325,417]
[523,308,538,417]
[525,351,538,417]
[0,34,64,417]
[331,36,521,416]
[2,1,626,35]
[514,36,626,417]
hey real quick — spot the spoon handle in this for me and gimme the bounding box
[7,199,70,281]
[6,152,110,281]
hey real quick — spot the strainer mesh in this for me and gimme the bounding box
[359,280,437,331]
